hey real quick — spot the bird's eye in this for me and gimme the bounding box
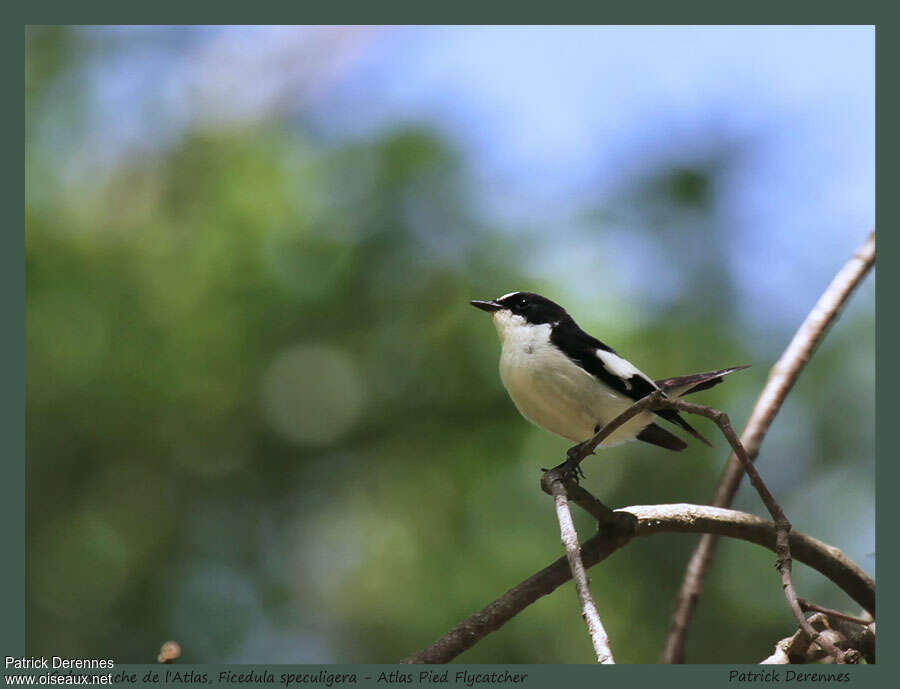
[518,297,528,308]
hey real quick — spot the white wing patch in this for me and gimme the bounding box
[595,349,654,392]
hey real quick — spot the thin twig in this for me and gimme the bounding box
[760,612,867,665]
[798,598,873,627]
[661,230,876,663]
[626,504,873,615]
[543,389,855,661]
[541,471,618,525]
[760,613,839,664]
[568,391,664,465]
[399,503,873,664]
[399,511,635,664]
[545,472,616,663]
[653,397,849,662]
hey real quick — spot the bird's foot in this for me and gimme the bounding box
[565,444,588,480]
[542,443,588,482]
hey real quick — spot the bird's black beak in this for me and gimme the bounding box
[470,299,502,313]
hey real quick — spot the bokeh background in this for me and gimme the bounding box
[25,26,874,664]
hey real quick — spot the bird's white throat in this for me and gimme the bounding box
[491,310,554,347]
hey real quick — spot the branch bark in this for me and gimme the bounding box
[399,503,873,664]
[759,612,872,665]
[660,230,876,663]
[545,473,615,663]
[797,599,873,627]
[760,613,843,664]
[553,382,851,659]
[652,398,850,662]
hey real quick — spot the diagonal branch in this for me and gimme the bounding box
[399,509,635,665]
[544,471,616,663]
[399,502,873,664]
[626,504,873,615]
[564,392,858,661]
[797,599,873,627]
[567,390,666,464]
[760,613,844,664]
[759,612,873,665]
[402,231,874,665]
[660,230,875,663]
[652,398,850,662]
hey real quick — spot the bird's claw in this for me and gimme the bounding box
[542,442,589,482]
[545,446,586,482]
[566,443,589,479]
[567,457,587,481]
[544,461,584,483]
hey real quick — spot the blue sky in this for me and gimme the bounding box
[312,26,874,330]
[64,25,875,335]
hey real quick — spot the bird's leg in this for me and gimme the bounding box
[544,426,602,481]
[564,441,589,479]
[543,441,589,481]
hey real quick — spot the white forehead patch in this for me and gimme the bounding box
[497,291,522,302]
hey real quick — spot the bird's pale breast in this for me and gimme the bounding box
[496,321,653,445]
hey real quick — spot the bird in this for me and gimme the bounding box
[471,291,748,476]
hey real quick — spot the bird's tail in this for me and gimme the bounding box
[655,365,751,398]
[652,365,751,447]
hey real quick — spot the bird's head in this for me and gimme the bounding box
[470,291,569,341]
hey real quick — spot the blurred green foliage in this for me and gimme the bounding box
[26,28,873,664]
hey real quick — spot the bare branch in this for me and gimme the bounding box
[400,503,873,664]
[625,504,873,614]
[760,613,836,664]
[544,471,616,663]
[556,385,853,660]
[568,391,664,467]
[661,230,876,663]
[798,599,873,627]
[541,471,618,526]
[760,613,870,665]
[833,621,875,664]
[651,397,849,662]
[399,510,634,664]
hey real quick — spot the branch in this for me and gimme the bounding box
[759,612,872,665]
[567,391,663,465]
[760,613,845,664]
[558,388,851,659]
[544,472,615,662]
[458,382,859,662]
[653,397,849,662]
[661,230,876,663]
[544,473,619,526]
[626,504,873,614]
[797,599,873,627]
[399,503,873,664]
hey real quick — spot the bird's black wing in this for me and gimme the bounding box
[549,320,644,398]
[551,320,712,446]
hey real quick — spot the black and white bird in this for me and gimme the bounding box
[471,291,747,472]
